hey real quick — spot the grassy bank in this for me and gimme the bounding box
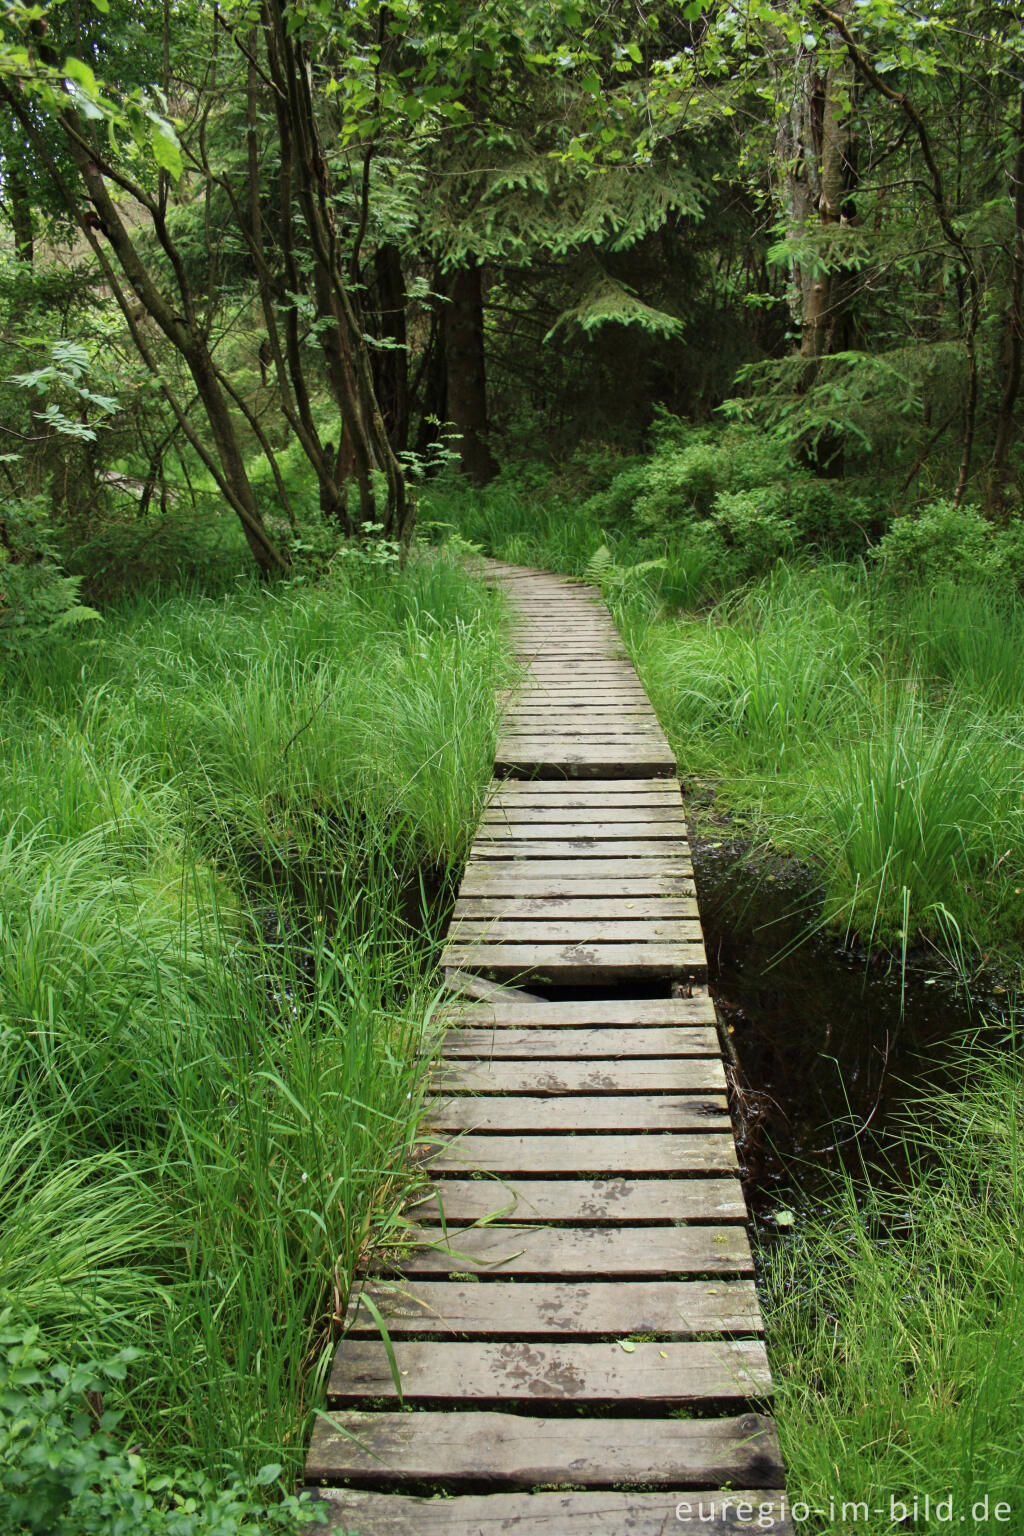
[0,552,511,1522]
[766,1037,1024,1533]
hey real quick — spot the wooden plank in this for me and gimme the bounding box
[480,806,686,824]
[446,919,703,943]
[458,872,697,896]
[501,726,667,741]
[468,841,690,860]
[429,1094,728,1132]
[441,942,706,981]
[440,971,545,1006]
[433,1059,726,1095]
[487,777,679,795]
[414,1175,746,1223]
[307,1410,782,1488]
[453,896,699,919]
[345,1278,760,1336]
[327,1338,771,1403]
[503,706,666,718]
[485,792,683,809]
[399,1224,752,1277]
[423,1133,739,1174]
[494,753,676,773]
[441,1026,719,1058]
[462,858,693,878]
[313,1489,794,1534]
[509,695,653,708]
[438,998,718,1027]
[475,822,687,841]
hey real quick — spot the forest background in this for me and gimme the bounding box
[1,0,1023,1531]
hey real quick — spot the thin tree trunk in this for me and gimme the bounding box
[989,86,1024,508]
[372,242,409,452]
[8,161,33,263]
[444,262,499,484]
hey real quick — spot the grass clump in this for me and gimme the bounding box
[766,1039,1024,1532]
[0,550,512,1500]
[630,563,1024,962]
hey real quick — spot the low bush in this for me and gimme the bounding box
[873,500,1024,587]
[0,1318,323,1534]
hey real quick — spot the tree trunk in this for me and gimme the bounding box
[989,85,1024,509]
[444,262,499,484]
[8,162,34,264]
[372,242,409,453]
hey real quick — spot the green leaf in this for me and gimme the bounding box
[255,1462,284,1485]
[64,56,99,95]
[151,122,182,179]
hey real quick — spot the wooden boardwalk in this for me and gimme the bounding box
[307,564,790,1534]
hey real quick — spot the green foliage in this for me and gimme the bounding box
[873,501,1024,587]
[0,1318,323,1535]
[633,562,1024,960]
[767,1040,1024,1530]
[581,420,877,573]
[0,553,511,1489]
[0,493,100,646]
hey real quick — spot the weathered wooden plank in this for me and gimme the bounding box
[430,1094,728,1132]
[414,1175,746,1224]
[447,920,703,945]
[483,799,684,818]
[484,794,683,811]
[423,1133,739,1174]
[399,1224,752,1277]
[507,692,653,702]
[433,1059,726,1095]
[494,756,677,777]
[439,998,717,1027]
[344,1278,760,1337]
[468,840,690,860]
[307,1410,782,1487]
[488,778,680,795]
[477,821,685,842]
[459,873,697,897]
[328,1338,771,1403]
[453,896,699,919]
[440,971,545,1006]
[501,728,668,743]
[441,942,706,981]
[503,712,658,724]
[313,1489,794,1534]
[441,1026,719,1058]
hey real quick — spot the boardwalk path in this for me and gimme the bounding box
[307,563,790,1533]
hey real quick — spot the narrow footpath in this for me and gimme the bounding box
[305,563,791,1533]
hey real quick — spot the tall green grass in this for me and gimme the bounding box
[631,565,1024,961]
[0,551,512,1494]
[767,1038,1024,1532]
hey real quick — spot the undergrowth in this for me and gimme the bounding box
[766,1037,1024,1533]
[0,550,511,1515]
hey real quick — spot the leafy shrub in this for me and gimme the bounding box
[0,1317,324,1535]
[0,495,100,647]
[579,418,875,580]
[873,500,1024,586]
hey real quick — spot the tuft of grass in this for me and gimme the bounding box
[766,1037,1024,1532]
[628,563,1024,963]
